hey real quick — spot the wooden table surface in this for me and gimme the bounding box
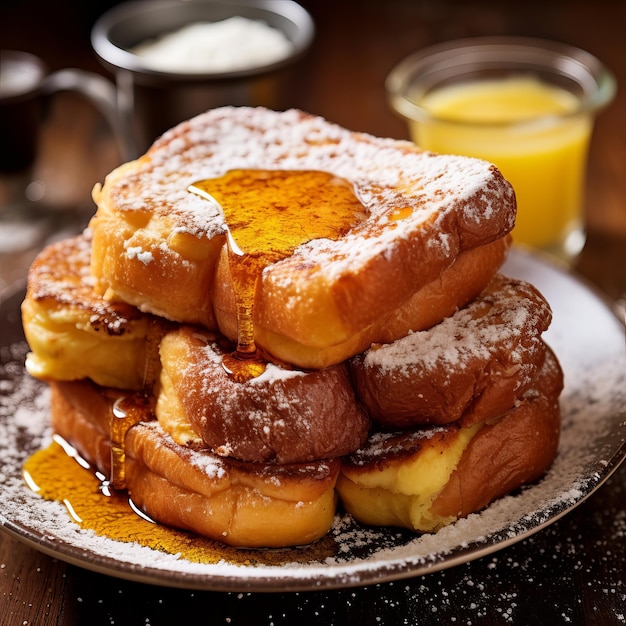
[1,1,625,624]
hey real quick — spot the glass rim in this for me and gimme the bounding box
[386,36,617,128]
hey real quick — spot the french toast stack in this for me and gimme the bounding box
[21,107,562,547]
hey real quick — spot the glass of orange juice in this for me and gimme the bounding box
[386,37,615,261]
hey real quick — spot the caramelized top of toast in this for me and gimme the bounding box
[94,107,516,273]
[25,233,146,336]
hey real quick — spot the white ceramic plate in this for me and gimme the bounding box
[0,248,624,591]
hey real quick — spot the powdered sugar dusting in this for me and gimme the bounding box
[362,275,549,377]
[0,251,624,590]
[168,331,367,464]
[124,243,154,265]
[103,107,515,278]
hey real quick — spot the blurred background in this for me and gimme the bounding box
[1,0,623,227]
[1,3,625,624]
[1,0,624,307]
[3,0,625,305]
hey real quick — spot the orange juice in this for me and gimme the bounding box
[410,77,592,252]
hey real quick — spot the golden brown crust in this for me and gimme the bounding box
[48,378,340,548]
[89,107,516,369]
[350,273,552,428]
[357,235,511,346]
[430,346,563,518]
[337,347,563,532]
[22,233,169,390]
[125,422,340,548]
[157,326,371,463]
[215,235,512,369]
[89,206,222,329]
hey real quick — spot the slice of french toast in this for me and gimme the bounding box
[89,107,516,369]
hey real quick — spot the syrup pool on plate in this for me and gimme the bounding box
[409,76,591,253]
[22,434,336,565]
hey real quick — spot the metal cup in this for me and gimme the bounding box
[91,0,315,159]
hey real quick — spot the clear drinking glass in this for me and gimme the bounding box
[386,37,616,261]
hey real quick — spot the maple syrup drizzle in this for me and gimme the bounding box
[17,171,366,562]
[109,393,152,490]
[189,169,365,382]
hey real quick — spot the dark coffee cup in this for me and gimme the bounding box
[0,51,47,172]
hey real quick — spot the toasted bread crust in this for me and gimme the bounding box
[22,233,169,390]
[215,235,511,368]
[49,379,117,476]
[48,379,340,548]
[126,422,340,548]
[337,347,563,532]
[351,273,552,428]
[157,326,370,463]
[430,347,563,520]
[90,107,516,368]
